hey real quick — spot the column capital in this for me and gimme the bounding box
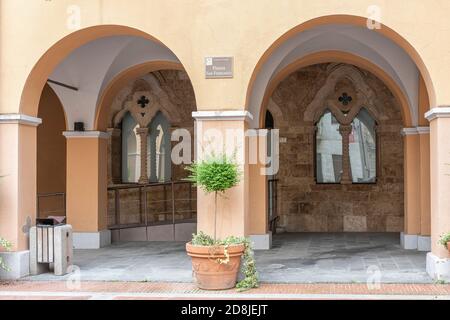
[192,110,253,122]
[63,131,110,139]
[401,127,430,136]
[0,113,42,127]
[425,107,450,122]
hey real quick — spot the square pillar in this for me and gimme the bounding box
[193,111,251,240]
[63,131,111,249]
[248,129,271,249]
[401,127,432,251]
[425,108,450,281]
[418,128,431,251]
[0,114,42,279]
[401,129,421,249]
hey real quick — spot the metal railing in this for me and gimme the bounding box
[268,178,279,234]
[37,192,66,218]
[107,181,197,232]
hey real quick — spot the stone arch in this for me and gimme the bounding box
[109,72,182,129]
[95,61,188,131]
[258,51,412,128]
[304,64,382,125]
[246,15,436,129]
[19,25,175,118]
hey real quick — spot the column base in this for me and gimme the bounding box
[426,252,450,281]
[0,251,30,280]
[249,233,272,250]
[400,232,418,250]
[418,236,431,252]
[73,230,111,249]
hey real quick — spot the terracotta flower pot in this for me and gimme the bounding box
[186,242,245,290]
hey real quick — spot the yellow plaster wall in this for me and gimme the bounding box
[2,0,450,118]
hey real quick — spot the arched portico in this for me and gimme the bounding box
[0,24,198,277]
[245,16,435,259]
[1,6,449,282]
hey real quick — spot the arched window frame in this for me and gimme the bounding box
[314,106,378,185]
[120,110,173,184]
[147,111,172,183]
[121,112,140,183]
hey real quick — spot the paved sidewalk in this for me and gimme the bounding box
[25,233,431,283]
[0,281,449,300]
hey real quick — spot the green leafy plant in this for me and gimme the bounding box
[192,231,259,291]
[438,232,450,249]
[0,237,12,271]
[185,153,240,241]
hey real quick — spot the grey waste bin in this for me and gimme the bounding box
[30,218,73,276]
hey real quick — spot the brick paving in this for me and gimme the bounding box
[0,281,449,300]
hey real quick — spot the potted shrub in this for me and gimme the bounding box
[439,232,450,253]
[185,153,258,291]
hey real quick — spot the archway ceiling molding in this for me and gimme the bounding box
[48,35,179,130]
[247,24,420,128]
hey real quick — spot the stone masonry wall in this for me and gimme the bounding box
[107,70,197,227]
[270,63,404,232]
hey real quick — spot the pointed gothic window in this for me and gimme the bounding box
[147,112,171,182]
[315,110,343,183]
[349,108,377,183]
[315,108,377,184]
[121,111,172,184]
[121,112,140,183]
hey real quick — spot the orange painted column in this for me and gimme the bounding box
[0,114,41,279]
[401,127,432,251]
[417,77,432,251]
[193,113,249,239]
[401,129,421,249]
[425,108,450,281]
[64,131,110,249]
[418,129,431,249]
[192,111,271,249]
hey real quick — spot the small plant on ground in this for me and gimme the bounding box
[438,232,450,249]
[0,237,12,271]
